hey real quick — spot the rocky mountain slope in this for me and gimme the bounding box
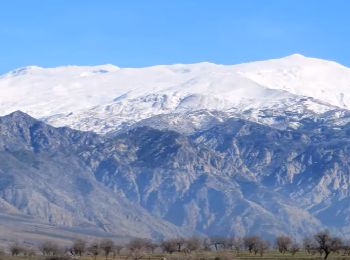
[0,111,185,241]
[1,110,350,240]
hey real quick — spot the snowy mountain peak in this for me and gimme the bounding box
[1,55,350,133]
[281,53,320,61]
[286,53,306,58]
[4,64,120,78]
[5,65,44,77]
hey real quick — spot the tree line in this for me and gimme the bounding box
[2,230,350,260]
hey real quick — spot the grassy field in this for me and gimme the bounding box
[1,251,350,260]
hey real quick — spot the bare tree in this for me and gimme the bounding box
[202,238,211,251]
[10,243,23,256]
[39,241,59,256]
[145,241,158,254]
[303,237,315,254]
[185,237,202,253]
[257,239,269,257]
[174,238,185,252]
[23,247,36,259]
[343,240,350,256]
[161,239,178,254]
[223,237,232,250]
[70,238,86,257]
[127,238,149,260]
[87,241,100,260]
[211,236,226,251]
[112,244,123,258]
[275,235,292,254]
[314,230,343,260]
[231,237,243,256]
[100,239,115,260]
[290,243,300,256]
[244,236,260,254]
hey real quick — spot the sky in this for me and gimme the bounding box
[1,0,350,74]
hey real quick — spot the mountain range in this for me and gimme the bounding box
[1,54,350,243]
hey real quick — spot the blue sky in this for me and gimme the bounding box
[1,0,350,73]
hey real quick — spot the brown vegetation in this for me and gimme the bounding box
[1,230,350,260]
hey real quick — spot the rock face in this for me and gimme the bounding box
[0,111,185,241]
[1,111,350,240]
[90,117,350,239]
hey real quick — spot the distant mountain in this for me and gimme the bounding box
[1,55,350,241]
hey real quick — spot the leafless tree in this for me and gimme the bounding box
[173,238,185,252]
[275,235,292,254]
[70,238,86,257]
[161,239,178,254]
[211,236,226,251]
[223,237,233,250]
[185,237,202,253]
[201,238,211,251]
[244,236,260,254]
[303,237,315,254]
[100,239,115,259]
[343,240,350,256]
[290,243,300,255]
[257,239,269,257]
[23,247,36,259]
[161,238,187,254]
[126,238,149,260]
[145,241,158,254]
[10,243,24,256]
[112,244,123,258]
[314,230,343,259]
[87,241,100,260]
[39,241,60,256]
[231,237,243,256]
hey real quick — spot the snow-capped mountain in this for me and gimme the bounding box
[1,54,350,134]
[1,55,350,241]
